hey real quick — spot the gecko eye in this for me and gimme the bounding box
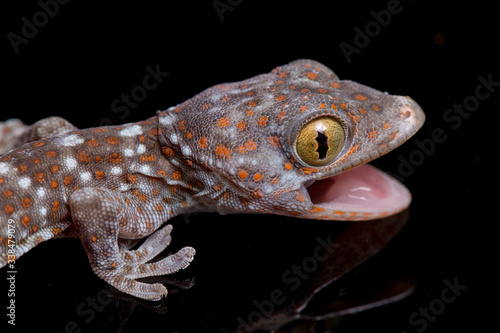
[296,116,345,166]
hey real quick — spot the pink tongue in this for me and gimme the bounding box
[307,164,410,214]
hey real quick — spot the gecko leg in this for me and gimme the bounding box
[70,187,195,300]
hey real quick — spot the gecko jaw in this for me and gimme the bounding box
[304,164,411,220]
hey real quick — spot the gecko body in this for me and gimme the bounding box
[0,60,424,300]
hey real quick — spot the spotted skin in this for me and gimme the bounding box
[0,60,424,300]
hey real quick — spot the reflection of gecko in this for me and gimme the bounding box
[0,59,424,300]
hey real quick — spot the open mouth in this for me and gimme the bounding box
[305,164,411,220]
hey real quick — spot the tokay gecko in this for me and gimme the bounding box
[0,60,424,300]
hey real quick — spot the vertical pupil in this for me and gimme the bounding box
[315,131,329,159]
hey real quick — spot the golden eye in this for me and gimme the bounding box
[296,116,345,166]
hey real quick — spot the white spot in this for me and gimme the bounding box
[238,157,244,165]
[65,157,77,170]
[140,165,151,174]
[181,145,191,156]
[136,144,146,154]
[0,162,10,174]
[120,125,143,137]
[39,207,47,217]
[159,116,173,126]
[37,187,46,198]
[170,134,178,144]
[262,184,273,194]
[118,184,128,192]
[210,93,222,102]
[80,172,91,182]
[251,160,257,166]
[124,148,134,156]
[110,166,122,175]
[61,134,84,146]
[18,177,31,189]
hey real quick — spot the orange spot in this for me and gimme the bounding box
[22,197,32,208]
[87,139,99,148]
[33,141,45,147]
[372,104,381,111]
[360,108,368,114]
[46,151,57,158]
[305,72,318,80]
[355,94,368,101]
[201,103,211,110]
[217,117,231,127]
[64,176,73,186]
[5,205,14,214]
[237,121,246,130]
[285,163,292,170]
[4,190,13,198]
[244,140,257,151]
[330,82,340,88]
[318,88,328,93]
[21,215,30,227]
[77,151,91,163]
[186,132,193,139]
[95,170,105,179]
[126,174,137,184]
[275,95,286,102]
[50,180,58,189]
[246,109,254,116]
[257,116,268,127]
[238,170,248,179]
[162,146,175,156]
[178,120,186,131]
[277,110,286,120]
[50,165,60,173]
[215,144,232,159]
[198,137,208,149]
[253,173,262,182]
[300,106,307,112]
[91,235,97,242]
[248,100,257,107]
[318,103,326,109]
[173,171,182,180]
[269,136,280,147]
[221,96,230,102]
[369,131,377,139]
[107,137,119,145]
[18,164,27,173]
[32,158,41,165]
[34,172,45,182]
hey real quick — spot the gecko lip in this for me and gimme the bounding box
[305,164,411,219]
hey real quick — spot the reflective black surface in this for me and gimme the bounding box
[2,1,495,332]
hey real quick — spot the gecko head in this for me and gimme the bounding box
[158,59,425,221]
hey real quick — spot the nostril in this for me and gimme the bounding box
[399,105,413,119]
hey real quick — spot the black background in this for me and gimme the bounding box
[2,0,497,332]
